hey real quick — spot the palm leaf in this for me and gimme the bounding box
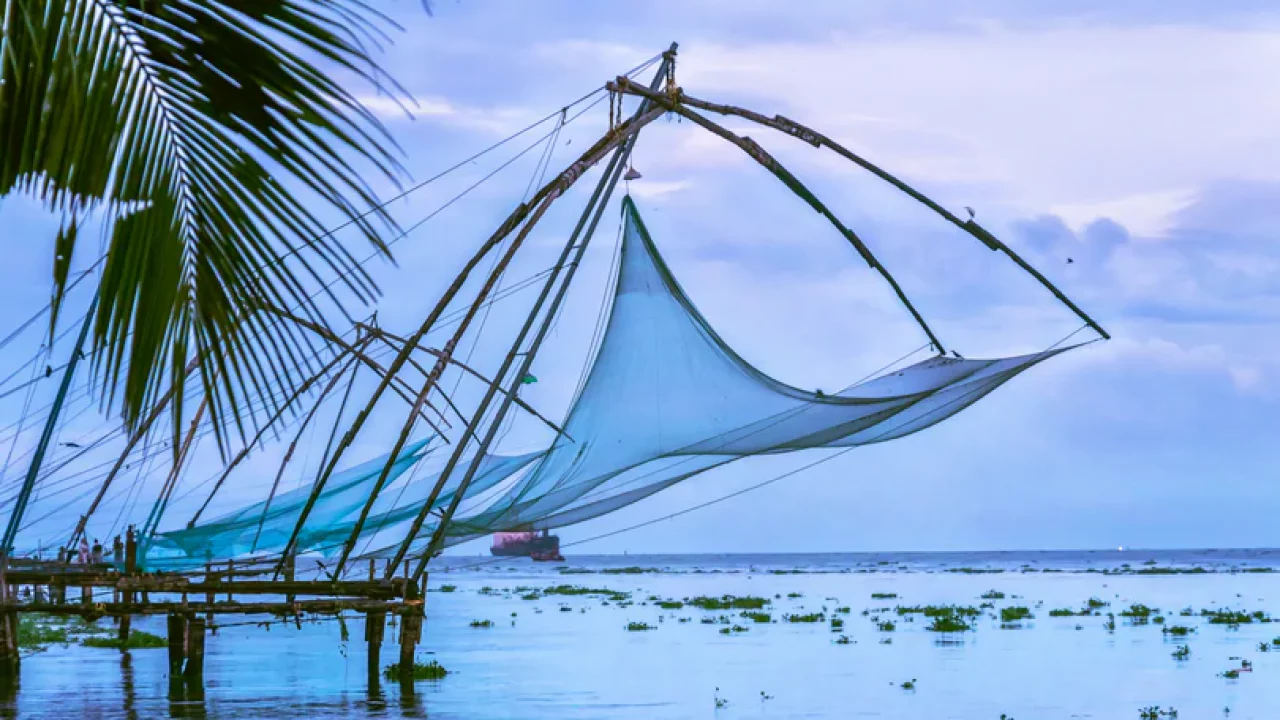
[0,0,409,452]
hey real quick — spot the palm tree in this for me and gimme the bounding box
[0,0,410,450]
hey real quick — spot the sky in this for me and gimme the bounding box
[1,1,1279,554]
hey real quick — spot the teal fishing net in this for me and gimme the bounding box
[368,197,1072,556]
[159,197,1071,565]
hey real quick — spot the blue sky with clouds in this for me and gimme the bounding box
[2,1,1278,554]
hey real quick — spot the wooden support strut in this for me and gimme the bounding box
[327,103,669,579]
[612,76,947,354]
[671,89,1110,341]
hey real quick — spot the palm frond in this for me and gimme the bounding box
[0,0,409,452]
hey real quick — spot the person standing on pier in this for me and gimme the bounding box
[91,540,103,565]
[77,537,89,564]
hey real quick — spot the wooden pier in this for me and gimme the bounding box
[0,536,426,696]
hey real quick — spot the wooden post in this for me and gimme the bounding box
[0,611,19,678]
[204,561,214,622]
[167,613,186,675]
[284,553,296,604]
[184,617,205,683]
[368,558,375,581]
[226,560,234,602]
[365,610,385,682]
[125,527,137,605]
[397,611,420,676]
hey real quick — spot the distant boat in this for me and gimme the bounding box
[491,529,562,560]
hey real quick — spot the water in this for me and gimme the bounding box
[6,549,1280,718]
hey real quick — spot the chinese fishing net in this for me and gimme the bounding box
[157,196,1073,566]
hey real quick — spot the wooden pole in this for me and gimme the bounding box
[0,611,18,678]
[167,613,186,675]
[225,560,234,602]
[183,617,205,683]
[204,562,214,622]
[365,610,385,682]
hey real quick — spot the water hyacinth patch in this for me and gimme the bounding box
[384,661,448,681]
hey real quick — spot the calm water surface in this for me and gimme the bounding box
[6,549,1280,718]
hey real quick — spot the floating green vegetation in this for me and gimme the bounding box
[835,606,851,614]
[834,635,853,645]
[543,585,629,602]
[558,567,594,575]
[1133,566,1207,575]
[877,620,896,632]
[946,567,1003,574]
[1000,607,1033,623]
[1119,604,1156,619]
[478,586,499,595]
[870,592,897,600]
[784,612,825,624]
[1139,706,1179,718]
[1171,645,1191,660]
[437,584,457,593]
[81,631,167,649]
[1086,597,1109,610]
[896,605,981,618]
[700,617,718,625]
[600,567,657,574]
[980,590,1006,600]
[1219,668,1240,680]
[1152,616,1165,625]
[1162,625,1195,636]
[741,611,771,623]
[926,616,972,633]
[1204,609,1268,626]
[830,617,845,631]
[625,622,655,632]
[1273,636,1280,646]
[657,600,684,609]
[900,679,917,690]
[786,592,803,599]
[686,595,769,610]
[718,625,749,635]
[559,607,572,612]
[469,620,493,629]
[520,592,541,601]
[17,617,68,649]
[384,660,448,681]
[1048,608,1082,617]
